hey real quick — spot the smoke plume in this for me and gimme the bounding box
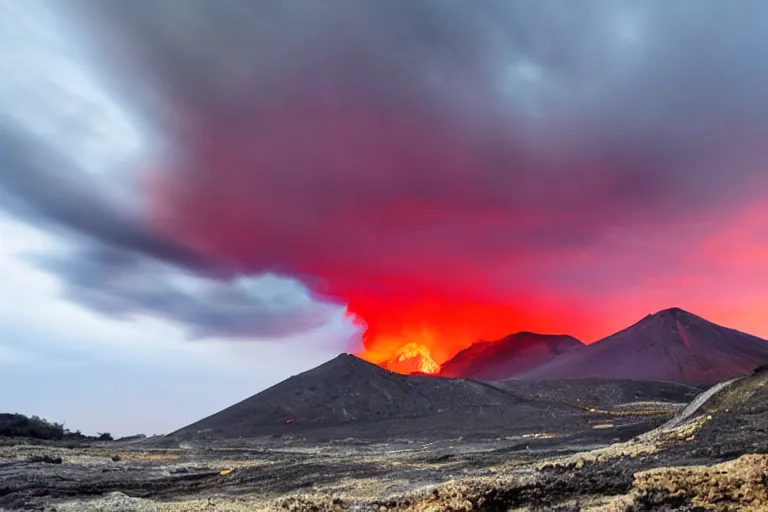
[5,0,768,366]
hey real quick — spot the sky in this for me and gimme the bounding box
[2,0,768,434]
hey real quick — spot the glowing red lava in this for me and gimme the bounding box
[342,292,583,375]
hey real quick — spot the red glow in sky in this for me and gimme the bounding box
[326,288,590,373]
[110,0,768,372]
[142,103,768,376]
[151,176,768,375]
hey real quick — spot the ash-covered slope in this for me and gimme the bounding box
[516,308,768,386]
[495,378,702,408]
[439,332,583,380]
[685,364,768,457]
[644,364,768,463]
[174,354,560,439]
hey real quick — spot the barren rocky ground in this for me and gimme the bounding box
[1,369,765,511]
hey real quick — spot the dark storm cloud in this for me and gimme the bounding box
[0,2,344,339]
[5,0,768,336]
[60,0,768,301]
[0,126,216,274]
[0,124,338,337]
[31,244,337,339]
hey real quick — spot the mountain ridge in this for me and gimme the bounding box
[439,331,583,380]
[172,353,570,440]
[513,307,768,386]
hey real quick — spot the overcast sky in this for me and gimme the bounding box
[0,0,359,435]
[3,0,768,435]
[0,213,356,435]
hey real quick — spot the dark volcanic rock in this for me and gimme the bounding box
[439,332,583,380]
[516,307,768,386]
[172,354,577,440]
[2,370,766,511]
[27,454,63,464]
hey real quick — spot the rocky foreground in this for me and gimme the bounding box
[1,368,766,511]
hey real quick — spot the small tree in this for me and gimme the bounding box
[97,432,113,441]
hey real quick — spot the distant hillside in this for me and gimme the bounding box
[515,308,768,386]
[172,354,574,440]
[439,332,583,380]
[494,378,702,408]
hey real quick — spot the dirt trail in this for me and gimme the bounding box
[660,377,737,430]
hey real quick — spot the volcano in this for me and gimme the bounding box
[438,332,583,380]
[173,353,573,440]
[515,308,768,386]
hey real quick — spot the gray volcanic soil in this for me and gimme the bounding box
[0,400,672,511]
[660,364,768,462]
[2,371,767,511]
[2,359,766,510]
[493,378,702,408]
[439,332,583,380]
[516,308,768,386]
[4,367,758,511]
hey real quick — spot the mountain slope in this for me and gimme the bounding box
[515,308,768,386]
[494,378,702,408]
[439,332,583,380]
[173,354,567,439]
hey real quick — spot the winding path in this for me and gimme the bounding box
[660,377,738,430]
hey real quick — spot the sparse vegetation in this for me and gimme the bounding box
[0,413,120,443]
[64,429,87,440]
[0,413,65,440]
[633,454,768,511]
